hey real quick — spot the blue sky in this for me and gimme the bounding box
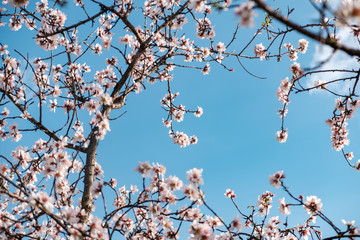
[1,0,359,237]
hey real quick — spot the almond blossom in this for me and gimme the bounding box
[235,1,257,27]
[254,43,266,60]
[304,196,323,215]
[187,168,204,185]
[268,170,285,188]
[278,197,291,215]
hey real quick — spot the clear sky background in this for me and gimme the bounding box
[1,0,359,237]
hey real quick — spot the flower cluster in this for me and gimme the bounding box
[90,111,111,140]
[196,18,215,39]
[325,98,360,151]
[170,131,198,148]
[275,60,305,143]
[277,77,292,105]
[35,2,68,51]
[161,92,202,147]
[283,39,309,61]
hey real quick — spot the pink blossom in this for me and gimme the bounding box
[48,99,57,112]
[257,191,274,216]
[0,163,9,175]
[171,15,188,29]
[230,216,243,231]
[171,131,190,148]
[356,160,360,172]
[71,160,82,173]
[63,100,75,113]
[165,175,183,190]
[298,39,309,54]
[345,152,354,160]
[9,16,23,31]
[190,135,198,145]
[174,109,184,122]
[326,115,350,151]
[304,195,323,215]
[342,219,356,227]
[11,146,31,169]
[1,107,10,116]
[206,216,223,228]
[98,93,112,106]
[284,43,293,49]
[287,49,298,61]
[162,119,172,128]
[189,220,214,239]
[224,189,237,199]
[196,18,215,39]
[85,99,100,115]
[52,85,61,97]
[183,184,203,201]
[119,34,135,46]
[133,81,143,94]
[277,107,288,118]
[216,42,226,53]
[278,197,291,215]
[314,80,326,90]
[335,0,360,26]
[202,63,211,75]
[222,0,232,8]
[269,170,285,188]
[254,43,266,60]
[92,43,102,55]
[134,161,152,178]
[194,106,204,117]
[189,0,206,12]
[290,62,304,78]
[335,98,345,112]
[130,185,138,194]
[91,181,103,199]
[186,168,204,185]
[235,1,257,27]
[0,45,9,55]
[105,56,118,66]
[32,138,47,153]
[28,191,54,213]
[276,130,288,143]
